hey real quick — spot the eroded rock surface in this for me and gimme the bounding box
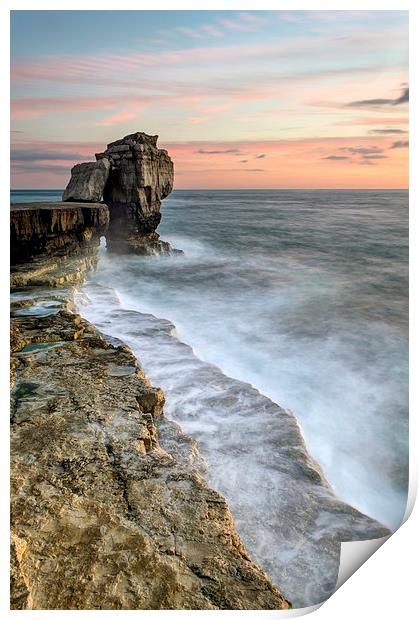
[10,282,290,610]
[61,132,174,254]
[10,203,109,264]
[62,159,110,203]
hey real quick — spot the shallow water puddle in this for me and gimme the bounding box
[12,301,63,317]
[20,341,66,354]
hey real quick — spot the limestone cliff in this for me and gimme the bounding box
[10,202,109,265]
[10,257,290,610]
[63,132,174,254]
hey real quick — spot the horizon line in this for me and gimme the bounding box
[10,187,409,192]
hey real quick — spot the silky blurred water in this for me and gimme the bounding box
[12,189,409,531]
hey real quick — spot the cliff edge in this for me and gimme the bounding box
[10,202,109,265]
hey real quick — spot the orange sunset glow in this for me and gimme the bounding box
[11,10,409,189]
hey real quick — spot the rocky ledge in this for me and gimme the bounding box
[10,202,109,265]
[10,258,290,610]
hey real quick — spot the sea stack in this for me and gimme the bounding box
[63,132,174,254]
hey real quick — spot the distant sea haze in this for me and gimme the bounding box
[11,189,64,203]
[11,188,408,532]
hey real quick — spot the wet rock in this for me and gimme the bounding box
[10,303,290,610]
[10,249,101,289]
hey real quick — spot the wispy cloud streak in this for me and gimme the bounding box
[347,86,409,107]
[389,140,409,148]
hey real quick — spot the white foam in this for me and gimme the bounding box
[77,279,390,607]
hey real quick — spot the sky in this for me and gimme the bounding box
[10,10,409,189]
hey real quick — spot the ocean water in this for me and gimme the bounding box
[11,189,408,604]
[11,189,63,203]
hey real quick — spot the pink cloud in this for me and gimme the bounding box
[11,53,164,86]
[158,13,265,40]
[188,117,209,124]
[11,135,408,190]
[163,136,407,189]
[202,102,236,114]
[11,96,125,119]
[11,30,403,102]
[11,94,163,121]
[334,116,408,126]
[11,29,404,92]
[11,78,283,122]
[97,110,139,126]
[10,140,103,166]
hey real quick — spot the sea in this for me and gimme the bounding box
[11,188,409,603]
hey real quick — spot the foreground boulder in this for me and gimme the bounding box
[62,132,174,253]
